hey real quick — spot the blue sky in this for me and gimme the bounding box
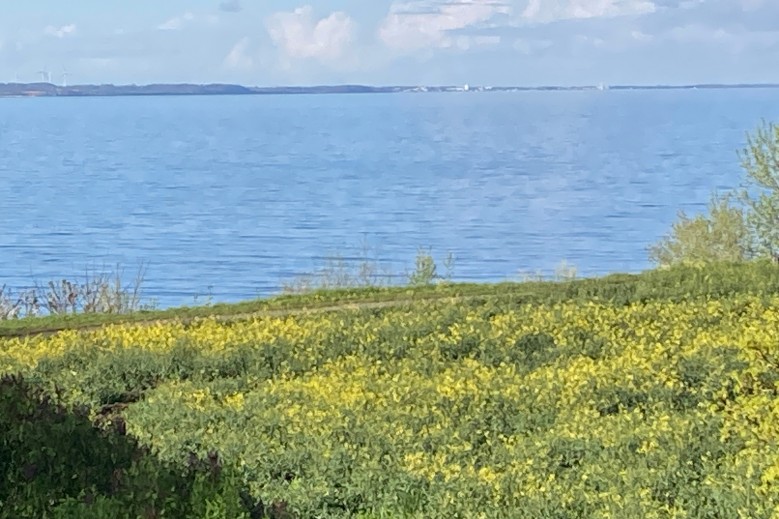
[1,0,777,86]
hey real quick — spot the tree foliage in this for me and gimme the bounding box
[648,194,750,268]
[650,120,779,267]
[739,120,779,257]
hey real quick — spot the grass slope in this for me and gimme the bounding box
[3,260,779,338]
[4,261,779,518]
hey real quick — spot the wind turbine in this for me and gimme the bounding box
[61,67,70,87]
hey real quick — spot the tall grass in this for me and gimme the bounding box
[0,264,150,320]
[280,247,456,294]
[1,250,579,321]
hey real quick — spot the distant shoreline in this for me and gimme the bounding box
[1,82,778,98]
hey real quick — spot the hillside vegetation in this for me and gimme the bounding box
[3,261,779,518]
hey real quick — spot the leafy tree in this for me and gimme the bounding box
[649,120,779,267]
[648,193,750,268]
[739,120,779,257]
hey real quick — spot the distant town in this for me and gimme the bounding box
[1,82,778,98]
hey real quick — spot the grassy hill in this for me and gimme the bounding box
[3,262,779,518]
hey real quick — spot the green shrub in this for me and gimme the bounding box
[648,193,750,268]
[650,120,779,267]
[0,376,254,519]
[739,120,779,257]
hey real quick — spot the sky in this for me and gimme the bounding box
[0,0,777,87]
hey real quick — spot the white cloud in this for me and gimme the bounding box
[266,6,355,62]
[473,35,502,46]
[521,0,656,23]
[224,37,254,70]
[379,1,511,52]
[630,29,653,41]
[573,33,607,48]
[452,34,502,50]
[157,12,195,31]
[44,24,77,38]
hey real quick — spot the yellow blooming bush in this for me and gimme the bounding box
[3,287,779,517]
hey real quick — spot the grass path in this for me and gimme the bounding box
[0,290,517,340]
[5,261,777,340]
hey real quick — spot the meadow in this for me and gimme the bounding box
[3,261,779,518]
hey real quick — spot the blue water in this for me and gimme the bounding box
[1,89,778,307]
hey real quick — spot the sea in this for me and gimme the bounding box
[1,88,778,308]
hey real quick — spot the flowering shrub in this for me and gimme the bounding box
[3,284,779,517]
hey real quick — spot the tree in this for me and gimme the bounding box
[739,120,779,257]
[649,120,779,268]
[648,193,750,268]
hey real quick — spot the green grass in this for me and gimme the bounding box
[5,260,779,518]
[3,260,779,338]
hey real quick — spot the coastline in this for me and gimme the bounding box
[2,82,779,98]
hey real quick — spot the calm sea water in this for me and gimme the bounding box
[1,89,778,307]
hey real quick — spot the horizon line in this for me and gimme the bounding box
[3,81,779,89]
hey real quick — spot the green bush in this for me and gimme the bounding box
[739,120,779,257]
[648,193,750,268]
[0,376,256,519]
[650,120,779,267]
